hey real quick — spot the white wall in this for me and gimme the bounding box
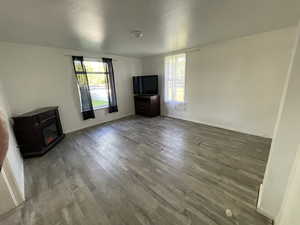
[276,146,300,225]
[0,80,25,215]
[142,27,296,138]
[258,22,300,221]
[0,42,142,133]
[0,41,141,216]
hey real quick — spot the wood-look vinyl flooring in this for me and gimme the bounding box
[0,116,273,225]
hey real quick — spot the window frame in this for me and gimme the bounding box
[83,59,109,110]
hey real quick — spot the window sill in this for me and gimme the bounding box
[94,105,108,111]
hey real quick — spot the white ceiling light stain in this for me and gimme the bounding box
[66,0,106,49]
[162,1,191,51]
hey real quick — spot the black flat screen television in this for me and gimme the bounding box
[133,75,158,95]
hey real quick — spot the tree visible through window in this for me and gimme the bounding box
[83,60,109,109]
[164,54,186,103]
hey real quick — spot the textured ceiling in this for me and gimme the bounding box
[0,0,300,57]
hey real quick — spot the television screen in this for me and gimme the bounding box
[133,75,158,95]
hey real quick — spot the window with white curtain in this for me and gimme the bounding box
[164,53,186,103]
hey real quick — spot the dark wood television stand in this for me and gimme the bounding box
[134,95,160,117]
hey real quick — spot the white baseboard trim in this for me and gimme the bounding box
[257,207,274,222]
[2,160,25,206]
[163,113,271,139]
[256,183,274,222]
[65,113,134,134]
[257,184,264,210]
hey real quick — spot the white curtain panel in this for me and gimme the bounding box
[164,53,186,112]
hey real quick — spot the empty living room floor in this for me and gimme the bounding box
[0,116,272,225]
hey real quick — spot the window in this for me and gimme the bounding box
[83,60,109,109]
[164,54,186,103]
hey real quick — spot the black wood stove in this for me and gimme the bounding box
[13,106,65,158]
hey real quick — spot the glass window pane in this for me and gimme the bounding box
[73,60,84,72]
[84,61,106,73]
[87,73,109,108]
